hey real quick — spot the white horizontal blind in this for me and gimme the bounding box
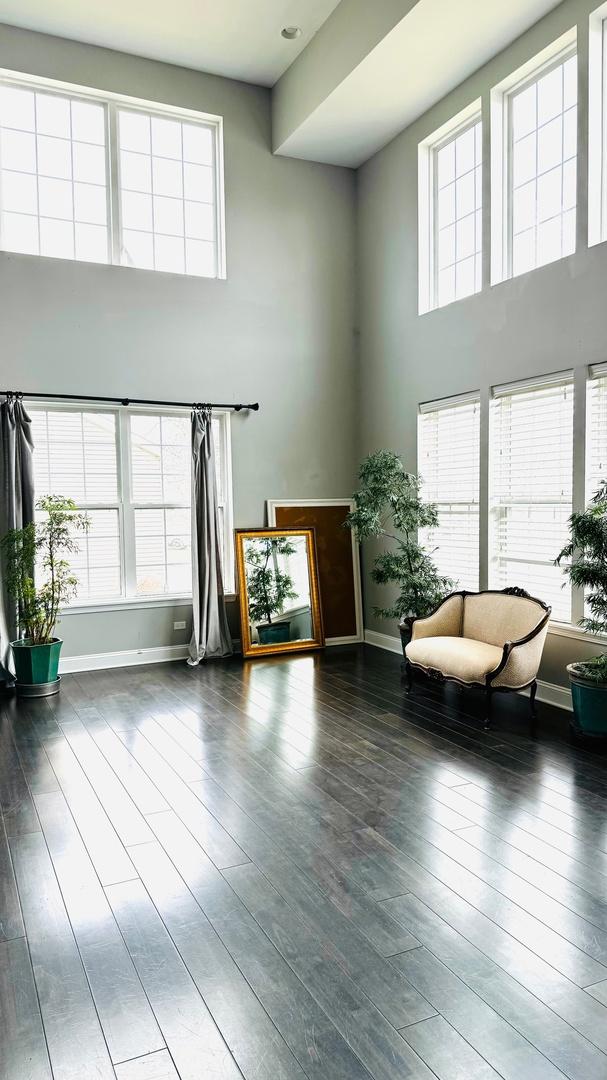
[586,364,607,501]
[130,414,191,596]
[418,395,480,591]
[30,405,232,603]
[489,375,573,620]
[128,413,226,596]
[30,409,122,600]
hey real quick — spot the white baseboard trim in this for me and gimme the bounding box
[59,644,190,674]
[363,629,572,712]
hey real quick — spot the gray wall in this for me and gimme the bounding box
[356,0,607,687]
[0,24,357,658]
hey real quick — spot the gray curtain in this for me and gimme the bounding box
[0,396,35,682]
[187,407,232,664]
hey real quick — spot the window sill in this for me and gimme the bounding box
[548,621,606,647]
[62,593,236,616]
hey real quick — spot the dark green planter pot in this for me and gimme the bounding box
[568,664,607,737]
[257,623,291,645]
[11,638,62,693]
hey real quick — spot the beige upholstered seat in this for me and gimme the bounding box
[405,636,503,684]
[403,588,551,727]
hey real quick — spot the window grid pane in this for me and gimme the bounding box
[434,119,482,309]
[419,398,481,591]
[118,108,217,278]
[510,53,577,277]
[489,381,574,621]
[0,84,109,263]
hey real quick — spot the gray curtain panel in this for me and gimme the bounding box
[188,407,233,664]
[0,396,35,681]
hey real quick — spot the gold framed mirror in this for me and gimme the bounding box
[235,528,324,658]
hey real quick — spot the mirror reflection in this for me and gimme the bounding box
[245,534,311,645]
[236,528,324,657]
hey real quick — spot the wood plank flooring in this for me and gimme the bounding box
[1,644,607,1080]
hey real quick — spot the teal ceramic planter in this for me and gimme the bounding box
[10,638,63,686]
[568,664,607,737]
[257,623,291,645]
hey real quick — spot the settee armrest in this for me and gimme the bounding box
[491,620,550,690]
[410,593,464,641]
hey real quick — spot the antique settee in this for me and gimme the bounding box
[403,588,551,728]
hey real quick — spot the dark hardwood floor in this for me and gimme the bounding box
[2,644,607,1080]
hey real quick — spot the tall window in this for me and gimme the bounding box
[30,405,233,603]
[489,374,574,621]
[587,363,607,500]
[418,394,480,591]
[418,102,482,313]
[491,31,577,283]
[0,71,224,278]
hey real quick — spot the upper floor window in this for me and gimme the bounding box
[491,30,577,284]
[418,102,482,313]
[418,393,481,591]
[0,71,224,278]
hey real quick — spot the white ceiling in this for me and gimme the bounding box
[0,0,342,86]
[274,0,566,166]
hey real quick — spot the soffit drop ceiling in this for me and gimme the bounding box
[0,0,342,86]
[273,0,568,166]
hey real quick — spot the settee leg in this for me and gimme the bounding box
[529,680,538,736]
[403,660,413,694]
[484,688,493,730]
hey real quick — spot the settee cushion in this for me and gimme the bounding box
[462,592,544,648]
[406,636,503,684]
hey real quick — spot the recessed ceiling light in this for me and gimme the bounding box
[281,26,302,40]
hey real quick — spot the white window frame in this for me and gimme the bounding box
[589,3,607,246]
[0,67,226,278]
[418,98,482,314]
[29,401,235,611]
[490,27,577,285]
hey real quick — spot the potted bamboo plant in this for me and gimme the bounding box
[347,450,455,655]
[1,496,89,696]
[245,536,298,645]
[556,480,607,737]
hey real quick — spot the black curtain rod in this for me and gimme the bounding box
[2,391,259,412]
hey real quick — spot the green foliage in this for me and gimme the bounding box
[1,496,89,645]
[556,480,607,684]
[245,536,298,626]
[347,450,455,620]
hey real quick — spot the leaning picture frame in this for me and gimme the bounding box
[266,499,363,645]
